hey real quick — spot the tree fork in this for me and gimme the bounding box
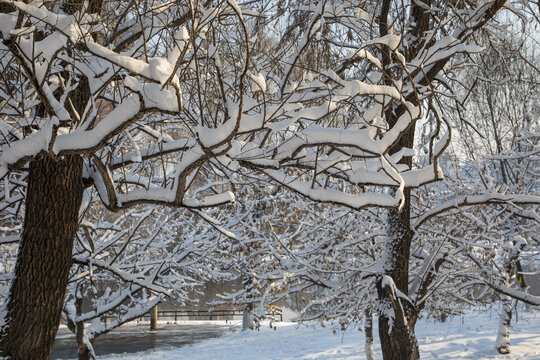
[377,279,419,360]
[0,153,84,359]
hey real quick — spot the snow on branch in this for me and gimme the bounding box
[414,194,540,229]
[72,256,167,294]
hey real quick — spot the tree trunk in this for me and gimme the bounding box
[242,304,255,331]
[377,189,420,360]
[496,295,512,354]
[377,280,419,360]
[364,308,375,360]
[77,341,95,360]
[75,320,95,360]
[0,153,84,360]
[495,237,525,354]
[377,310,419,360]
[241,265,255,331]
[75,295,96,360]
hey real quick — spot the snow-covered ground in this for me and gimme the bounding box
[92,309,540,360]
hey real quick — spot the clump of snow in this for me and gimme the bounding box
[53,96,141,153]
[248,72,267,93]
[197,101,239,149]
[0,14,17,39]
[0,117,58,179]
[124,76,180,112]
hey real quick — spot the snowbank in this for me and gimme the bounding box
[83,310,540,359]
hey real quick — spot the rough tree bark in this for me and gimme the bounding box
[377,189,420,360]
[0,3,101,356]
[0,153,84,359]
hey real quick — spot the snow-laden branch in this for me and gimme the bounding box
[481,280,540,306]
[72,256,167,294]
[414,194,540,229]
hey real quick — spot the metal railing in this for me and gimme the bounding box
[141,309,243,323]
[141,306,283,323]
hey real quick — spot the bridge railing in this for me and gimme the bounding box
[139,306,283,323]
[141,309,243,323]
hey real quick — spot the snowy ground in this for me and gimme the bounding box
[75,309,540,360]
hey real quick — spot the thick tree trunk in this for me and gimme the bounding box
[0,153,84,360]
[377,189,420,360]
[377,281,419,360]
[377,310,419,360]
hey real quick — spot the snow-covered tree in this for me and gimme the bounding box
[63,193,237,359]
[223,2,520,359]
[0,1,535,359]
[439,19,540,353]
[0,1,246,357]
[225,2,540,359]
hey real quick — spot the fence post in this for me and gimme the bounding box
[150,305,158,331]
